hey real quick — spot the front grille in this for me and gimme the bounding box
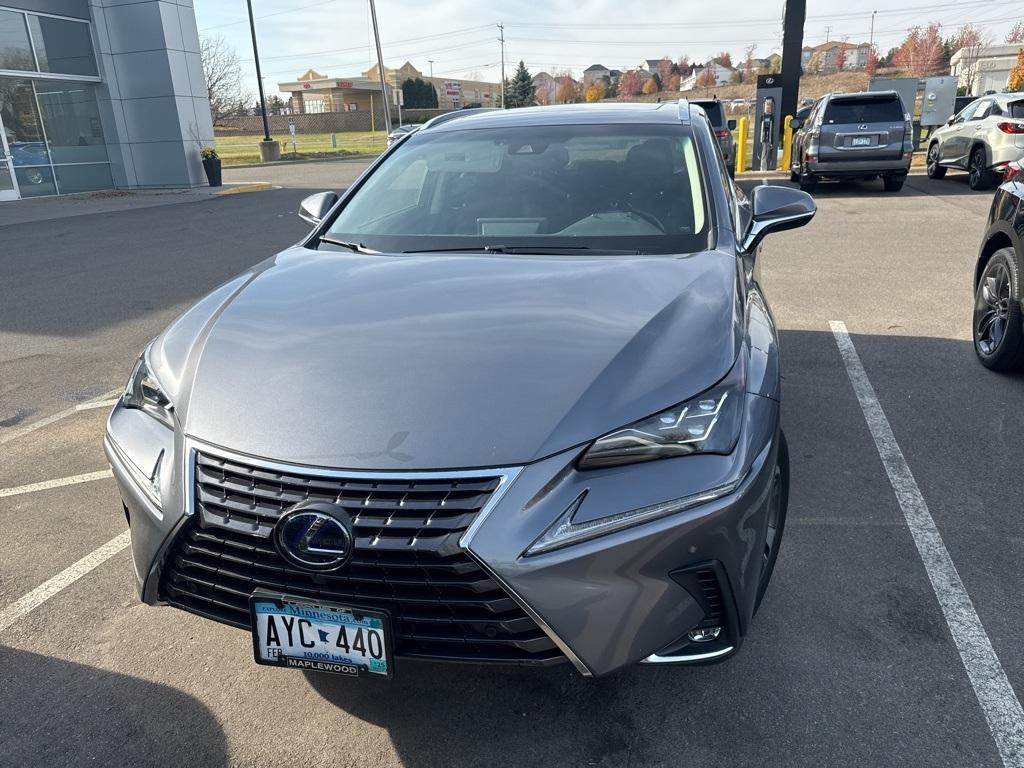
[159,451,564,665]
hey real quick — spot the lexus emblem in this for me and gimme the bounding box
[274,502,354,572]
[858,124,869,130]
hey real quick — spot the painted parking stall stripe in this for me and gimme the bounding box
[0,388,120,446]
[830,320,1024,768]
[0,531,130,633]
[0,470,113,499]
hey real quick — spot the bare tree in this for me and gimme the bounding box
[1006,21,1024,44]
[951,24,990,93]
[200,34,250,126]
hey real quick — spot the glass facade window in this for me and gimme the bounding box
[36,83,108,163]
[28,16,98,77]
[0,76,111,198]
[0,9,35,72]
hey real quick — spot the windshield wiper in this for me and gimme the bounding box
[401,245,644,255]
[319,236,380,254]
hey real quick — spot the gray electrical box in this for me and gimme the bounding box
[754,74,783,171]
[869,76,918,117]
[921,76,958,126]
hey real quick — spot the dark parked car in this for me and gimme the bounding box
[790,90,913,192]
[691,98,736,176]
[105,101,815,679]
[973,160,1024,370]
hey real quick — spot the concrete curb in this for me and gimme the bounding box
[214,182,275,195]
[222,153,380,170]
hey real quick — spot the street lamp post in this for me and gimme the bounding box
[368,0,392,135]
[245,0,279,161]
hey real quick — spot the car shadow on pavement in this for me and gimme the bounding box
[0,646,229,767]
[303,329,1024,768]
[738,174,991,200]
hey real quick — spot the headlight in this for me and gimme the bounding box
[577,363,744,469]
[123,347,174,429]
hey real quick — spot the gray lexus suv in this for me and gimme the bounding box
[790,90,913,192]
[105,101,814,679]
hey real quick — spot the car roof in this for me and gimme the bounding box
[424,101,691,132]
[826,90,900,100]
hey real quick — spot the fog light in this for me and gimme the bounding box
[687,626,722,643]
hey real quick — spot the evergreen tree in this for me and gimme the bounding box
[504,61,535,108]
[401,78,439,109]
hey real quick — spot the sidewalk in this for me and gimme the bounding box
[0,182,272,228]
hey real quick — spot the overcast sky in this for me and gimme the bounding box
[193,0,1023,97]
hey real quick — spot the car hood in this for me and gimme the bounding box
[160,247,740,470]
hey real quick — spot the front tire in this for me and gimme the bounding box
[754,430,789,613]
[926,143,946,179]
[974,249,1024,371]
[968,147,998,191]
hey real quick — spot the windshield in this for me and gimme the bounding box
[324,123,709,255]
[824,96,904,124]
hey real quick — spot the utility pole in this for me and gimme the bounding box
[498,23,506,108]
[368,0,392,134]
[779,0,806,126]
[428,59,434,80]
[246,0,271,143]
[824,25,832,42]
[868,10,877,50]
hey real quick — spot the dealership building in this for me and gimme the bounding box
[0,0,213,201]
[281,62,501,114]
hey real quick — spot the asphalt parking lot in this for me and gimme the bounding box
[2,162,1022,767]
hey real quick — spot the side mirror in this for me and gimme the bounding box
[742,185,816,253]
[298,191,339,225]
[727,119,737,131]
[789,117,803,130]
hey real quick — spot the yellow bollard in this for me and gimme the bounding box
[735,115,748,174]
[781,115,794,172]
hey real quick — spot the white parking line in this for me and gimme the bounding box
[0,531,130,633]
[0,470,114,499]
[0,388,120,447]
[830,320,1024,768]
[75,399,120,412]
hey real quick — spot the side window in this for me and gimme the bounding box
[955,102,980,123]
[971,101,992,120]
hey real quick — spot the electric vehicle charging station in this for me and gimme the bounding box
[754,74,784,171]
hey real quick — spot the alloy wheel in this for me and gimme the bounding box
[927,145,939,175]
[975,261,1011,356]
[969,150,985,188]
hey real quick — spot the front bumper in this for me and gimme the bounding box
[106,392,781,677]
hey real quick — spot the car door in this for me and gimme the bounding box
[965,99,996,166]
[941,100,981,166]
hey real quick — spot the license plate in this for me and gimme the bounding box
[851,136,872,147]
[250,591,392,678]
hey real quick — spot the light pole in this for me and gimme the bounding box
[498,23,506,108]
[246,0,277,160]
[368,0,392,135]
[869,10,877,50]
[428,59,434,80]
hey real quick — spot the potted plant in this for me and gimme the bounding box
[200,145,222,187]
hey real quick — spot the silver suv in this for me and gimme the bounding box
[926,94,1024,190]
[790,91,913,193]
